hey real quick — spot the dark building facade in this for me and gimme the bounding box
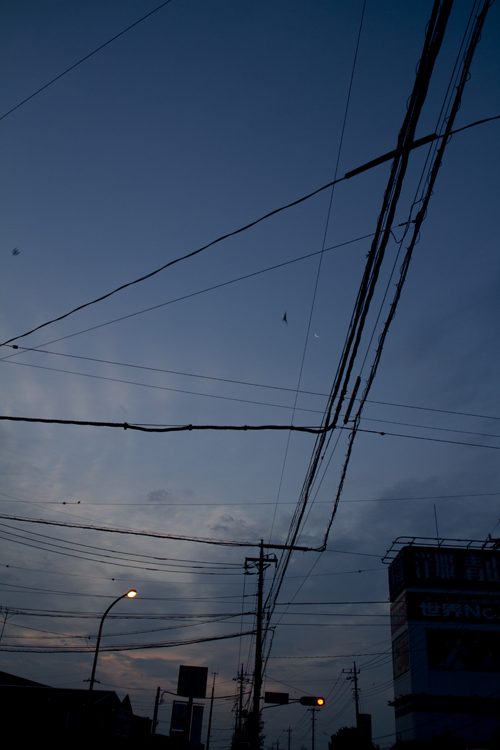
[0,670,154,749]
[388,542,500,746]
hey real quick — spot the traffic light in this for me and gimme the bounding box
[299,696,325,706]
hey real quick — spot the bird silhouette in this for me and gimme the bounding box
[283,312,288,324]
[12,247,20,256]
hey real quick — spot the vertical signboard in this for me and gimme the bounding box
[171,701,188,733]
[189,705,204,750]
[178,665,208,699]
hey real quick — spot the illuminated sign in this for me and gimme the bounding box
[389,546,500,600]
[388,544,500,744]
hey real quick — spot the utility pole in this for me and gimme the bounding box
[284,726,291,750]
[152,686,161,735]
[206,671,217,750]
[0,606,24,643]
[238,665,244,738]
[342,662,360,728]
[245,540,277,750]
[308,708,318,750]
[233,663,251,749]
[254,541,264,731]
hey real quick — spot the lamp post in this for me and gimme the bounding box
[89,589,137,690]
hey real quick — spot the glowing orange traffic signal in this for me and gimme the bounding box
[299,696,325,706]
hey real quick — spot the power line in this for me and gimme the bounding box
[267,0,368,544]
[0,359,324,415]
[0,0,176,122]
[0,520,242,567]
[5,359,500,443]
[5,612,251,641]
[4,360,500,444]
[0,233,373,359]
[356,427,500,450]
[0,415,328,434]
[4,343,499,422]
[0,629,257,654]
[367,398,500,421]
[1,117,497,350]
[266,0,456,619]
[321,0,495,548]
[7,598,251,618]
[3,413,499,449]
[266,653,388,659]
[1,489,497,508]
[0,514,313,550]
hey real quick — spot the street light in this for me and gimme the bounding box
[88,590,137,690]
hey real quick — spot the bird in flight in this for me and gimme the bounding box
[12,247,20,255]
[283,312,288,325]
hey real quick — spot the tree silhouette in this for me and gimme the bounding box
[329,726,378,750]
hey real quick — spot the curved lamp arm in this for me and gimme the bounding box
[89,590,137,691]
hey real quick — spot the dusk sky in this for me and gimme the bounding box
[1,1,499,747]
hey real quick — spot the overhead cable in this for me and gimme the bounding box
[0,629,257,654]
[0,0,176,122]
[1,415,498,450]
[0,514,312,550]
[267,0,368,543]
[265,0,455,614]
[2,115,497,350]
[4,334,500,422]
[4,360,500,441]
[0,233,374,360]
[322,0,495,547]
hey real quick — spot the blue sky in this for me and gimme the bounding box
[1,1,499,747]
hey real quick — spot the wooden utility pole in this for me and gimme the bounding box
[308,708,318,750]
[245,540,277,750]
[253,541,264,728]
[342,662,360,727]
[152,686,161,735]
[238,665,245,737]
[206,671,217,750]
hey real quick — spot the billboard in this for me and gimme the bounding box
[177,665,208,699]
[388,544,500,744]
[426,629,500,672]
[389,545,500,601]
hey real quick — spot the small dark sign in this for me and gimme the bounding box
[264,691,289,704]
[171,701,188,732]
[177,665,208,698]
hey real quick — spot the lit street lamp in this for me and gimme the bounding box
[88,589,137,690]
